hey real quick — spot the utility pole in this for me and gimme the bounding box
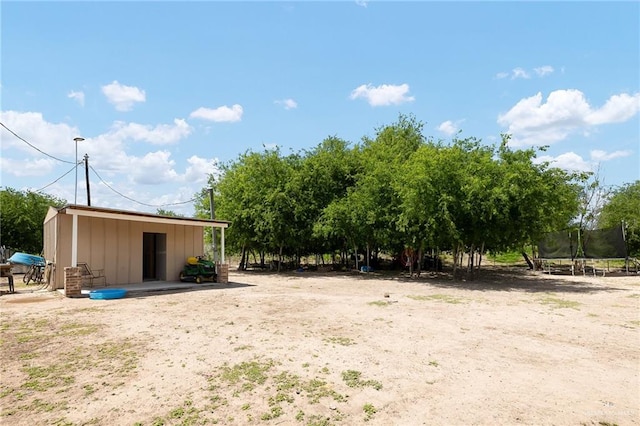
[84,154,91,206]
[209,188,217,263]
[73,137,85,204]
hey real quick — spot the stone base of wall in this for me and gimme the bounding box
[64,267,82,298]
[217,263,229,284]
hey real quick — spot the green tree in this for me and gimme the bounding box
[0,188,66,254]
[599,180,640,257]
[156,208,182,217]
[355,114,425,261]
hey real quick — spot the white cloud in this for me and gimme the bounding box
[535,152,592,172]
[437,120,464,136]
[182,155,219,184]
[590,149,632,162]
[350,83,415,106]
[498,89,640,146]
[190,104,244,122]
[585,93,640,124]
[275,98,298,110]
[101,80,146,111]
[68,90,85,107]
[355,0,368,7]
[534,65,554,77]
[0,157,57,178]
[535,149,633,174]
[496,66,554,80]
[0,110,218,214]
[109,118,192,145]
[0,110,80,156]
[511,68,530,80]
[129,151,178,185]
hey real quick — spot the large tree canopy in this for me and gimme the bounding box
[599,180,640,257]
[197,115,585,273]
[0,188,66,254]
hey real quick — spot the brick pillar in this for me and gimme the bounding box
[64,267,82,298]
[216,263,229,284]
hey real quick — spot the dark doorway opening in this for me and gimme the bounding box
[143,232,167,281]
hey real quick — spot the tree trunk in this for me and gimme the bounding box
[238,244,247,271]
[278,246,283,272]
[467,244,475,279]
[477,242,484,271]
[522,251,534,270]
[452,245,458,278]
[354,244,359,271]
[366,242,370,272]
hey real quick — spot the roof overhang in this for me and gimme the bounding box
[54,205,230,228]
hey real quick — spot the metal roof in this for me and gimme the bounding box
[48,204,230,228]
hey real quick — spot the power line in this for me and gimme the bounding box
[34,163,79,193]
[89,165,197,207]
[0,122,76,164]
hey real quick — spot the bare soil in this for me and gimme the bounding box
[1,268,638,426]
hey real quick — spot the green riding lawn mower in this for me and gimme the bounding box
[179,256,217,284]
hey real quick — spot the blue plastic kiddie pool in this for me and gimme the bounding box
[89,288,127,300]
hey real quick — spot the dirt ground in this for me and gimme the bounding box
[1,267,638,426]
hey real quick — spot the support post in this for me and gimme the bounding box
[221,227,225,263]
[209,188,217,263]
[71,213,78,267]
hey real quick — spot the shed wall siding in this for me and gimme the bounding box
[51,215,205,287]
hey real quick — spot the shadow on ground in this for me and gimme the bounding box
[108,281,256,299]
[232,266,636,294]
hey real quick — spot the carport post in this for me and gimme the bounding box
[221,227,225,263]
[71,213,78,267]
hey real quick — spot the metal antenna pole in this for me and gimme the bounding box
[84,154,91,206]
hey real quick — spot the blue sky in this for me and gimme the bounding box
[2,1,639,216]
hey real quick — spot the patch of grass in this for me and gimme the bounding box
[428,360,439,367]
[486,250,524,264]
[220,360,273,388]
[324,337,355,346]
[302,378,346,404]
[233,345,253,352]
[539,296,581,310]
[368,301,390,307]
[83,384,96,396]
[22,365,75,391]
[306,414,333,426]
[28,398,69,413]
[408,294,464,304]
[363,403,377,421]
[206,359,349,422]
[341,370,383,390]
[59,322,100,336]
[260,405,283,420]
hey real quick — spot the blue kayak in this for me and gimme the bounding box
[8,252,45,266]
[89,288,127,300]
